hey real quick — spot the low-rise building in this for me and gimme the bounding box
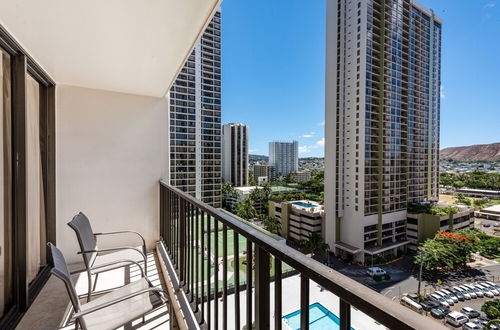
[455,188,500,199]
[475,204,500,221]
[290,170,311,183]
[406,204,475,251]
[269,200,324,241]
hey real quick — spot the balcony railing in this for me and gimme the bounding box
[159,181,440,330]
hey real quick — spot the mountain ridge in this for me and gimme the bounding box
[440,142,500,161]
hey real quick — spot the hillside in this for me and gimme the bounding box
[440,143,500,161]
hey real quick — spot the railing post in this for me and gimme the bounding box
[340,299,351,330]
[300,274,309,330]
[179,198,186,285]
[255,245,270,330]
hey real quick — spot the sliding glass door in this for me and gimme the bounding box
[0,46,13,320]
[0,26,56,329]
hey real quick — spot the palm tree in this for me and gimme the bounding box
[221,181,236,210]
[235,198,257,221]
[261,215,281,235]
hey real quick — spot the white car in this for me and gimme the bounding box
[454,286,471,300]
[465,284,484,298]
[482,282,500,296]
[367,267,386,276]
[442,289,459,303]
[435,290,455,305]
[463,322,482,330]
[459,285,477,299]
[429,293,450,307]
[475,284,494,298]
[446,311,469,327]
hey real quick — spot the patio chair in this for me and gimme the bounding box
[48,243,167,330]
[68,212,148,301]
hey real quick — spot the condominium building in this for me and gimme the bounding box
[291,170,312,183]
[269,200,325,241]
[269,141,299,177]
[169,11,222,207]
[325,0,442,263]
[253,164,275,183]
[222,123,249,187]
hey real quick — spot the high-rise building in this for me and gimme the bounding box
[325,0,441,263]
[222,123,249,187]
[169,10,222,207]
[269,141,299,177]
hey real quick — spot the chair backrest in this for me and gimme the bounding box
[48,243,81,312]
[67,212,97,268]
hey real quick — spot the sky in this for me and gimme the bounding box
[221,0,500,157]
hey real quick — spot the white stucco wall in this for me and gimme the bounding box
[56,85,169,263]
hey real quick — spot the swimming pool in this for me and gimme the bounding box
[282,302,354,330]
[292,201,316,208]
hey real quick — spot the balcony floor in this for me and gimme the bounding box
[17,252,169,330]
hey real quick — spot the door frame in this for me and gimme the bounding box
[0,25,56,329]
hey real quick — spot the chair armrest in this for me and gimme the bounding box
[94,231,146,249]
[78,247,146,262]
[88,259,145,277]
[73,287,168,319]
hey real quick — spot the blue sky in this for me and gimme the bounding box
[221,0,500,157]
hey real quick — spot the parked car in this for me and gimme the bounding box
[400,296,423,314]
[460,285,478,299]
[435,290,455,305]
[428,293,450,307]
[461,307,480,319]
[465,284,484,298]
[474,284,494,298]
[463,322,482,330]
[431,307,450,319]
[484,223,491,227]
[454,286,472,300]
[481,282,500,296]
[420,300,441,312]
[367,266,386,276]
[446,311,469,327]
[406,293,420,302]
[443,288,463,302]
[485,281,500,292]
[494,222,500,227]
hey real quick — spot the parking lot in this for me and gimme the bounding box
[476,218,500,236]
[402,282,500,328]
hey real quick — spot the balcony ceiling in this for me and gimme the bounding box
[0,0,221,97]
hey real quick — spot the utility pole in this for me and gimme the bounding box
[417,249,426,296]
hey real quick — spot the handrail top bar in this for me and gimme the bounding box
[160,181,444,330]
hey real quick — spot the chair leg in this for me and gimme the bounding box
[87,270,93,303]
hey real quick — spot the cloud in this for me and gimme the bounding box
[484,2,496,8]
[440,85,446,99]
[299,145,312,154]
[301,132,316,138]
[317,121,325,126]
[298,137,325,154]
[249,149,259,153]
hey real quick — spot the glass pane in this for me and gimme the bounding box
[0,49,12,318]
[26,74,46,284]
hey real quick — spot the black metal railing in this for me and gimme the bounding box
[159,181,438,330]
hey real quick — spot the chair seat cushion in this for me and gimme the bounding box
[90,246,145,274]
[80,278,162,330]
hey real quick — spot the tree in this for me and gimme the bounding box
[235,198,257,221]
[221,181,236,210]
[482,299,500,320]
[260,215,281,235]
[301,233,330,260]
